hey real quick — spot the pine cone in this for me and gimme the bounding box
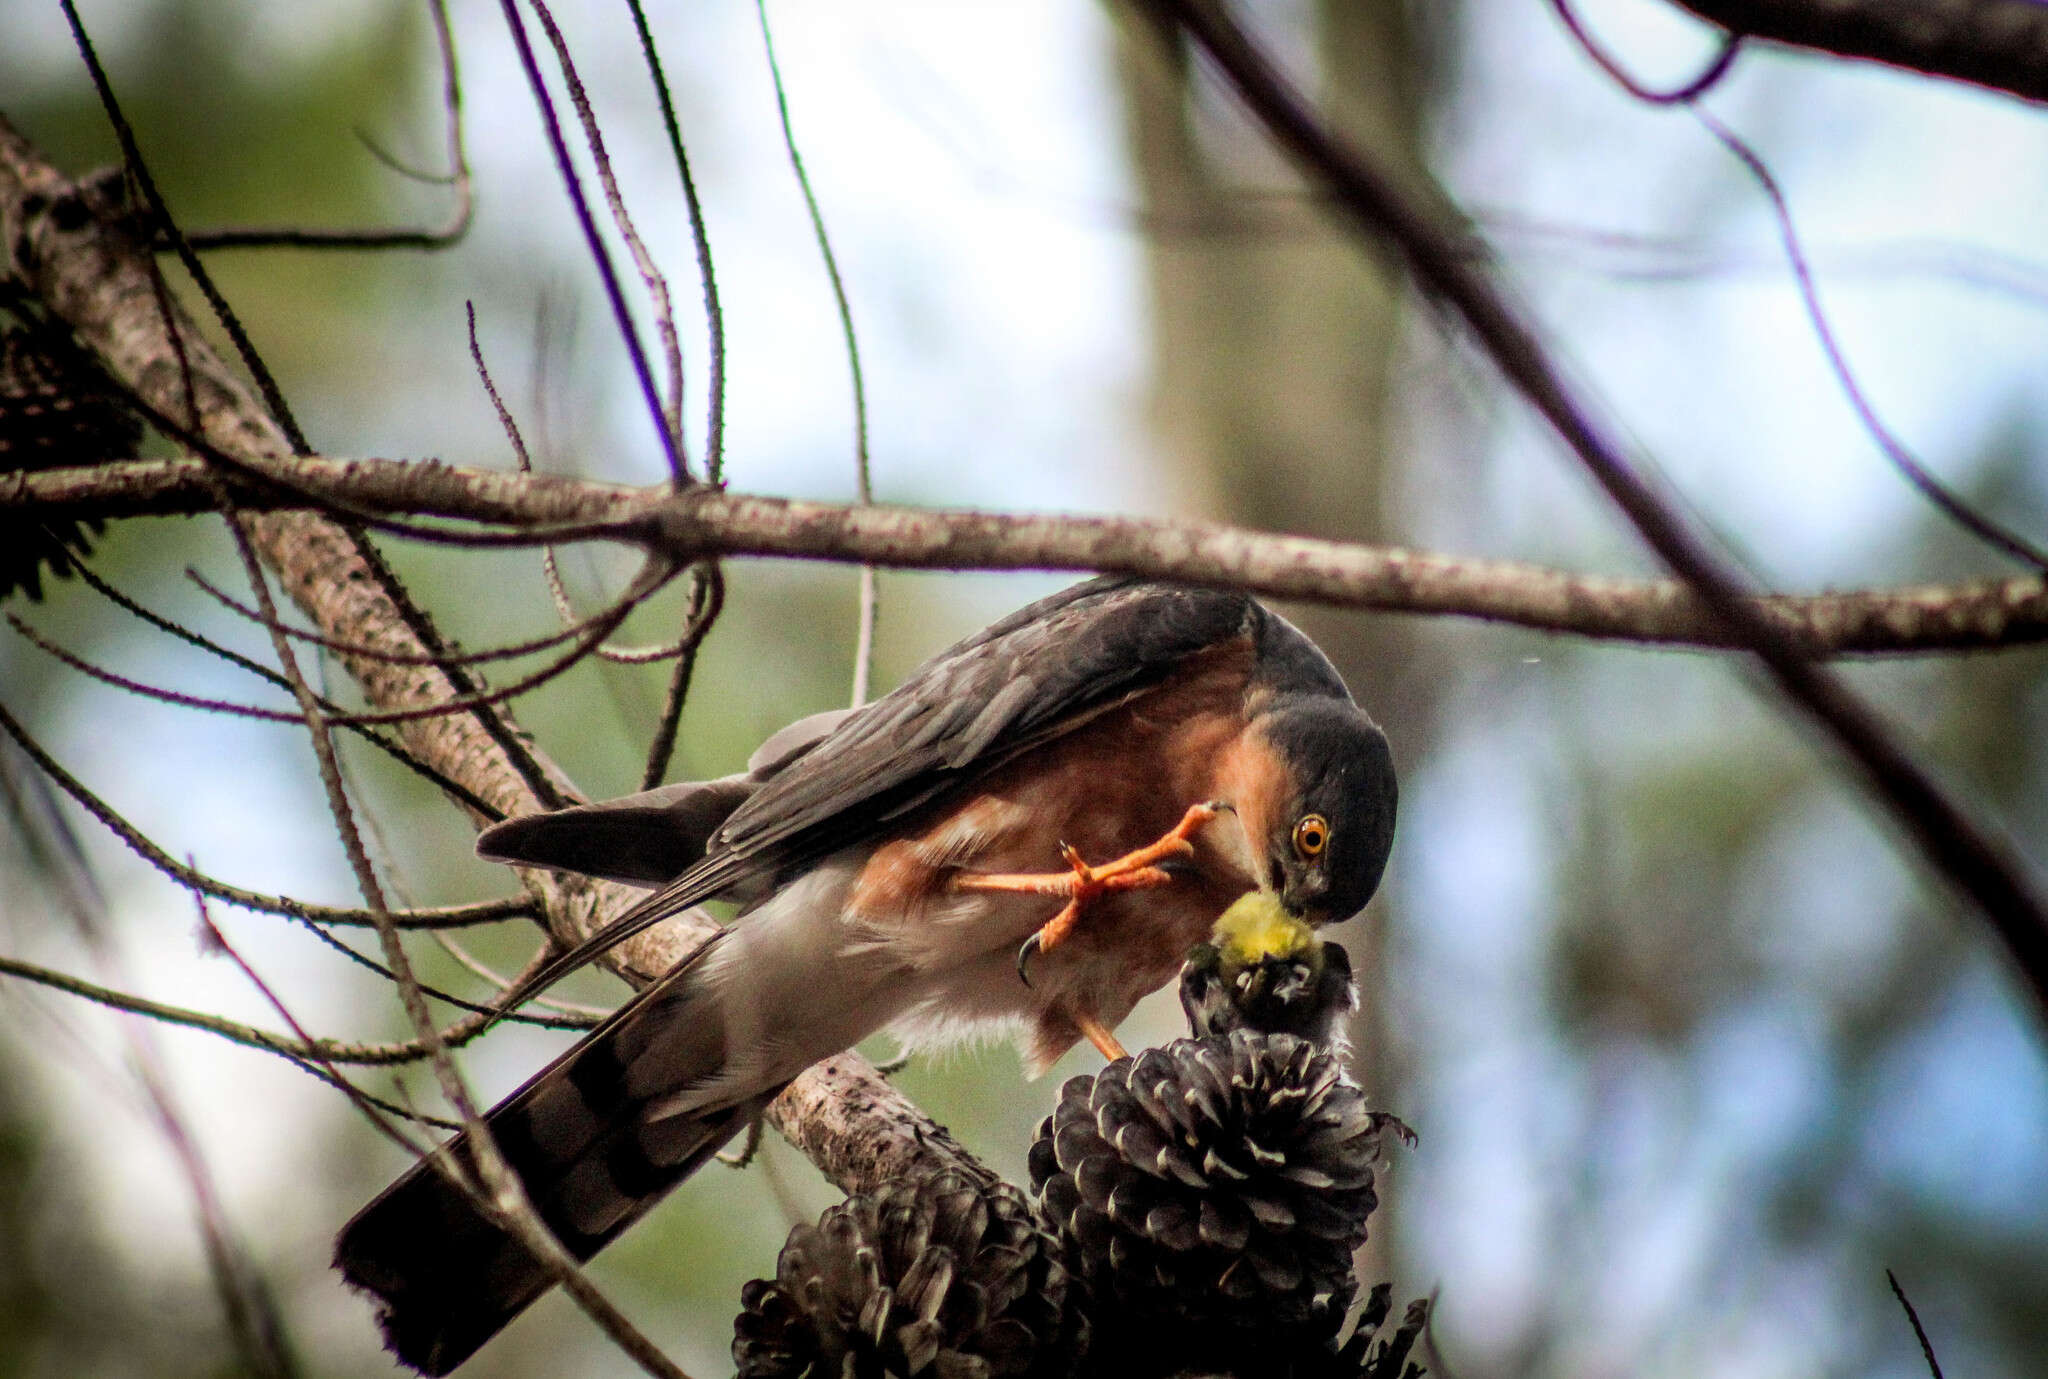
[734,1169,1087,1379]
[1325,1284,1430,1379]
[1030,1029,1404,1375]
[0,322,140,601]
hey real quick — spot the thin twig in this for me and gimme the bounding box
[1546,0,2048,572]
[188,887,434,1155]
[59,0,311,455]
[431,929,611,1020]
[68,561,503,819]
[182,0,472,254]
[10,556,671,729]
[285,913,597,1030]
[496,0,687,487]
[0,697,521,929]
[469,300,691,666]
[188,564,669,670]
[1885,1270,1946,1379]
[755,0,878,705]
[1692,109,2048,570]
[640,560,723,790]
[624,0,728,483]
[1547,0,1743,104]
[0,940,579,1069]
[527,0,687,466]
[132,1040,303,1379]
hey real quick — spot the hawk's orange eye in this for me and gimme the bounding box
[1293,814,1329,858]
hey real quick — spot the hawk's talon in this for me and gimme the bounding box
[1016,932,1042,988]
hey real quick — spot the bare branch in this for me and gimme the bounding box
[284,910,596,1031]
[1548,1,2048,570]
[187,564,676,671]
[67,561,504,819]
[7,455,2047,654]
[1669,0,2048,107]
[0,945,535,1069]
[1690,109,2048,570]
[528,0,686,462]
[1886,1269,1947,1379]
[189,884,439,1155]
[641,561,722,790]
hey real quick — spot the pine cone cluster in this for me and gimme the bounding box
[736,904,1425,1379]
[1029,1027,1404,1374]
[733,1169,1087,1379]
[0,321,140,601]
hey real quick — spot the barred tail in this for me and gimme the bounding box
[334,938,763,1375]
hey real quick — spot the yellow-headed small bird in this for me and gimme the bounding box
[1177,891,1357,1046]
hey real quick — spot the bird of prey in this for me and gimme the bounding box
[335,575,1398,1373]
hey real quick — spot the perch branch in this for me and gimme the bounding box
[7,454,2046,656]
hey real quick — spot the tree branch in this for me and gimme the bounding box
[7,453,2045,656]
[1668,0,2048,106]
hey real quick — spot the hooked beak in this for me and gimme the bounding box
[1280,869,1330,921]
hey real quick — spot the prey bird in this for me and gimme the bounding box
[1178,889,1359,1046]
[335,575,1398,1373]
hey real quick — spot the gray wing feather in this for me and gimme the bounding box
[712,577,1260,861]
[476,707,861,890]
[475,776,753,889]
[499,578,1270,999]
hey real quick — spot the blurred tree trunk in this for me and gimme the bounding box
[1114,0,1452,1283]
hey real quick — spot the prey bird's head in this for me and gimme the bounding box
[1233,696,1397,925]
[1179,891,1357,1046]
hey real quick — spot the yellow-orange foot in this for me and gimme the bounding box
[1072,1008,1129,1062]
[950,800,1231,987]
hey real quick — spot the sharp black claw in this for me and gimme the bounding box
[1016,933,1042,988]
